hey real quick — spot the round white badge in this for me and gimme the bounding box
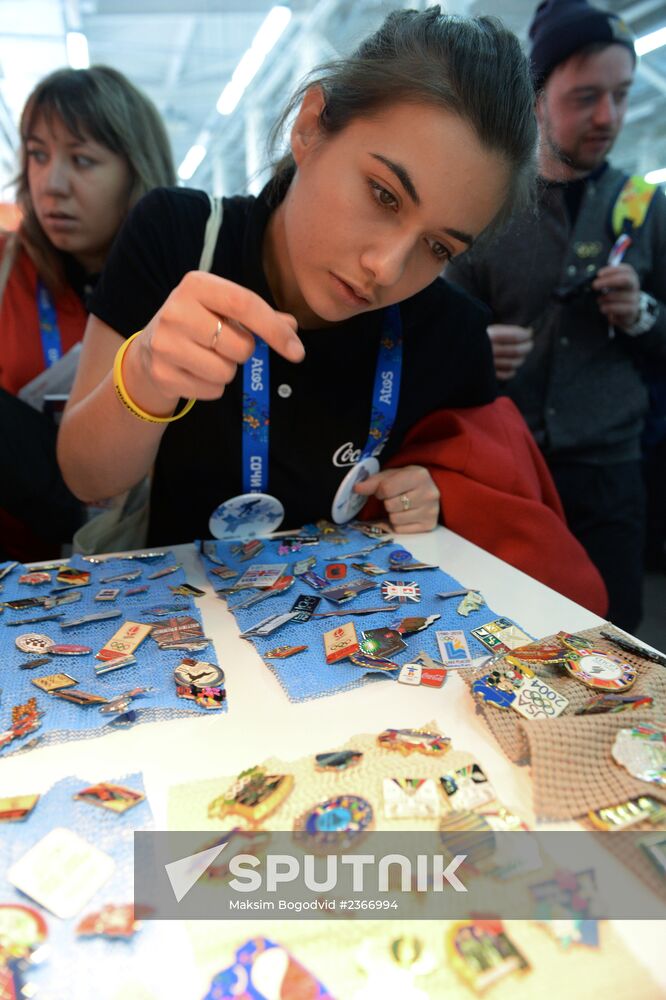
[208,493,285,540]
[331,456,379,525]
[15,633,54,654]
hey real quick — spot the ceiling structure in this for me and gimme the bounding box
[0,0,665,199]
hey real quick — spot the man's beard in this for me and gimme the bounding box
[541,111,615,174]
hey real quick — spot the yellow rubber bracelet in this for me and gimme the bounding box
[112,330,196,424]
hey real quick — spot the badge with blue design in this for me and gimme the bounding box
[296,794,374,849]
[331,456,379,525]
[209,493,284,540]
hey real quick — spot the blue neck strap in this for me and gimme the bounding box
[241,304,403,494]
[36,280,63,368]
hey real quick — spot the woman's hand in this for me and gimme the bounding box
[124,271,304,415]
[353,464,440,533]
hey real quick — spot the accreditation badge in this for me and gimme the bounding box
[331,457,379,525]
[208,493,284,540]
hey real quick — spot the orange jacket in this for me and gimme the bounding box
[0,235,86,394]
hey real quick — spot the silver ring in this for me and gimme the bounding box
[211,318,223,349]
[399,493,411,512]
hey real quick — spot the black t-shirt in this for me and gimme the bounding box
[61,254,99,307]
[91,185,496,545]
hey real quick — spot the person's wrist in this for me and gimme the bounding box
[622,292,659,336]
[122,330,180,417]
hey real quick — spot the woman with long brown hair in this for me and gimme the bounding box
[0,65,175,560]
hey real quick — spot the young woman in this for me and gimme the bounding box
[0,65,175,560]
[59,9,537,541]
[58,10,610,612]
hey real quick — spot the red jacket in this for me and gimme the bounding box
[0,235,87,394]
[361,398,608,616]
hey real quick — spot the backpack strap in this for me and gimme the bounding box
[612,175,659,236]
[198,195,223,273]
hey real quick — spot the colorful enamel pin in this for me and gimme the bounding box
[377,727,450,756]
[208,767,294,825]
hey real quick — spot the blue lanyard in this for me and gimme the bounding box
[241,338,270,494]
[36,280,63,368]
[241,304,403,493]
[362,303,402,459]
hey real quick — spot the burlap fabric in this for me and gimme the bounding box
[463,626,666,819]
[584,820,665,898]
[170,729,665,994]
[168,723,494,833]
[521,709,666,820]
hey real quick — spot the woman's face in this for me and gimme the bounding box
[268,93,512,328]
[26,112,133,272]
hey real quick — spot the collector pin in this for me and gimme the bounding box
[320,577,377,604]
[94,653,137,676]
[398,663,422,685]
[95,621,153,661]
[381,580,421,603]
[360,626,406,658]
[100,569,142,583]
[208,767,293,825]
[300,570,329,591]
[0,561,18,581]
[295,795,374,846]
[377,727,450,756]
[31,673,78,692]
[15,633,54,654]
[563,650,638,691]
[19,571,51,585]
[323,622,359,663]
[393,614,440,636]
[95,588,120,602]
[55,567,91,587]
[264,645,308,658]
[289,594,321,622]
[314,749,363,771]
[233,564,288,590]
[210,564,239,581]
[388,549,413,567]
[6,612,63,626]
[292,556,317,576]
[228,575,294,611]
[60,609,123,628]
[348,652,398,672]
[49,644,92,656]
[18,657,52,670]
[239,611,299,637]
[147,565,180,580]
[52,689,108,706]
[470,618,532,654]
[325,563,347,580]
[351,562,386,576]
[169,583,205,597]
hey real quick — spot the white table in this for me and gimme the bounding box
[2,527,664,995]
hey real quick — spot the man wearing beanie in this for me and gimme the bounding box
[447,0,666,633]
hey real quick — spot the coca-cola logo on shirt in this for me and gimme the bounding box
[332,441,361,467]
